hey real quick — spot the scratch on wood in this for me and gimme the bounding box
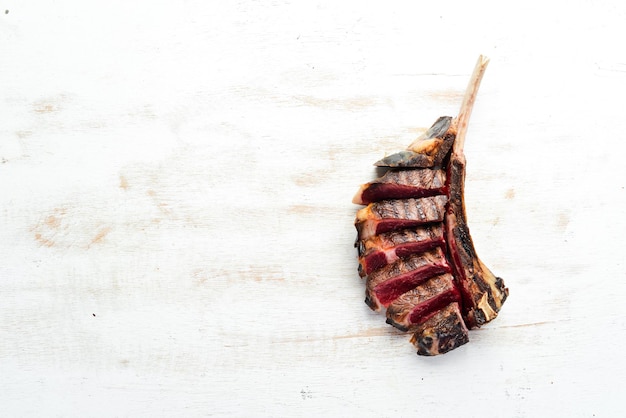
[293,95,387,110]
[292,172,324,187]
[119,175,129,190]
[34,233,55,248]
[16,130,33,139]
[33,95,67,114]
[33,103,60,114]
[482,319,573,329]
[287,205,342,217]
[87,226,112,248]
[272,327,397,344]
[288,205,317,214]
[425,89,464,104]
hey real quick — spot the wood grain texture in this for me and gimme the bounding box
[1,1,626,417]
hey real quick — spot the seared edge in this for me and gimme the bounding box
[375,116,455,168]
[409,302,469,356]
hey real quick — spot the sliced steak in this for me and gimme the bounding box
[409,302,469,356]
[365,247,450,311]
[355,195,447,241]
[352,168,446,205]
[352,56,508,356]
[356,225,445,277]
[385,274,461,332]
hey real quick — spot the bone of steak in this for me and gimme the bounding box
[444,55,508,328]
[446,154,508,328]
[352,56,508,356]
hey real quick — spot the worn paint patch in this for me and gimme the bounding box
[32,207,67,248]
[119,175,129,190]
[16,130,33,139]
[292,172,324,187]
[557,211,570,232]
[425,89,464,104]
[293,95,388,110]
[32,207,113,249]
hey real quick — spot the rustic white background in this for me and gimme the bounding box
[2,1,625,417]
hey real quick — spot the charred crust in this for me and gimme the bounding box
[415,336,434,355]
[375,151,432,168]
[470,308,487,327]
[495,276,509,301]
[356,240,365,256]
[364,292,378,311]
[427,116,453,138]
[410,303,470,355]
[455,225,476,262]
[385,317,409,332]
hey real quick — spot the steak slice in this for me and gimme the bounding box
[375,116,454,168]
[355,195,447,241]
[365,247,450,311]
[385,273,461,332]
[356,225,445,277]
[409,302,469,356]
[352,168,446,205]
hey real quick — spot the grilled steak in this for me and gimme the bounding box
[352,56,508,356]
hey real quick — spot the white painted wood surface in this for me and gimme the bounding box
[2,1,626,416]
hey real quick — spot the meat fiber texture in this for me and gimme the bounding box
[352,56,508,356]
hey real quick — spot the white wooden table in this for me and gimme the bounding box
[2,1,626,416]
